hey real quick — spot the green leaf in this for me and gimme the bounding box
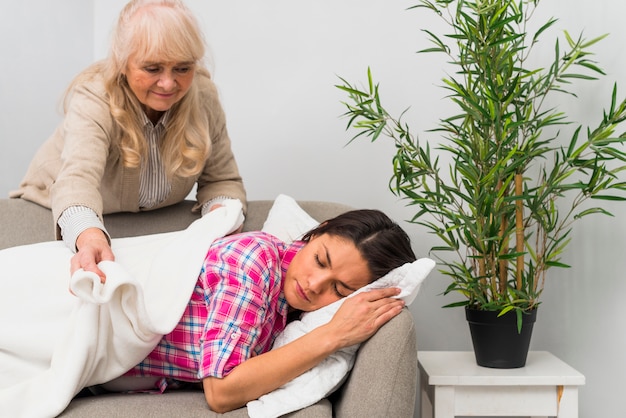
[545,261,571,268]
[590,195,626,201]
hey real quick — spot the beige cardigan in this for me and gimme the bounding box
[11,70,246,230]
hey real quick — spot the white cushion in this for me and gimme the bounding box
[261,194,319,242]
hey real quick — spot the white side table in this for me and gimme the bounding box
[418,351,585,418]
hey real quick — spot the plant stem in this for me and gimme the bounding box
[515,173,524,290]
[498,180,508,296]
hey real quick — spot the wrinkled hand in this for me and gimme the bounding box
[326,287,404,349]
[71,227,115,283]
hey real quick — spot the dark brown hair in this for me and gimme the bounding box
[302,209,416,282]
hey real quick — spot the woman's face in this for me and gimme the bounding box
[284,233,372,312]
[124,54,195,122]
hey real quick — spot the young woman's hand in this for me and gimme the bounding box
[325,287,404,349]
[71,227,115,282]
[201,287,404,413]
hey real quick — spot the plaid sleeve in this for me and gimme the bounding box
[198,233,281,379]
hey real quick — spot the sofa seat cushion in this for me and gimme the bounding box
[59,391,332,417]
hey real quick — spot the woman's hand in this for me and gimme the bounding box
[325,287,404,349]
[201,287,404,413]
[71,227,115,282]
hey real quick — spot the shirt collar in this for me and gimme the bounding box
[278,240,306,317]
[280,240,306,279]
[140,108,172,128]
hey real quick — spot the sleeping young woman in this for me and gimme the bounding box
[99,208,416,413]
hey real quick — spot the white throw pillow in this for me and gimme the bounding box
[261,194,320,242]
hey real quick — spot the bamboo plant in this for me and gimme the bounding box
[337,0,626,323]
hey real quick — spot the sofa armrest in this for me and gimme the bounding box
[332,308,417,418]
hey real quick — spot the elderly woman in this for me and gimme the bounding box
[11,0,246,282]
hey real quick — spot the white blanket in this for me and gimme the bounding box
[0,200,243,418]
[246,257,435,418]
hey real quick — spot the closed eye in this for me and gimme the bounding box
[332,282,347,298]
[315,254,345,297]
[314,253,325,268]
[174,66,192,74]
[144,66,161,74]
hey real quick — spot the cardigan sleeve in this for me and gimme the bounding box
[49,80,115,225]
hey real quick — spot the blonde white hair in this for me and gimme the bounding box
[66,0,212,177]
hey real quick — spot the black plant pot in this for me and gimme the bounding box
[465,306,538,369]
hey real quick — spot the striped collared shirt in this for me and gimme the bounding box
[138,110,171,209]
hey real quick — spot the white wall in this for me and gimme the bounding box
[2,1,625,416]
[0,1,93,197]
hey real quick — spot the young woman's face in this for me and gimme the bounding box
[284,234,372,312]
[124,54,195,122]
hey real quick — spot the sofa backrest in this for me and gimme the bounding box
[0,199,353,250]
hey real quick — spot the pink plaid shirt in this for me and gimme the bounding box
[125,231,305,382]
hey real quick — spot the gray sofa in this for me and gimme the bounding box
[0,198,418,418]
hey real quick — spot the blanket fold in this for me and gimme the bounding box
[0,200,243,418]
